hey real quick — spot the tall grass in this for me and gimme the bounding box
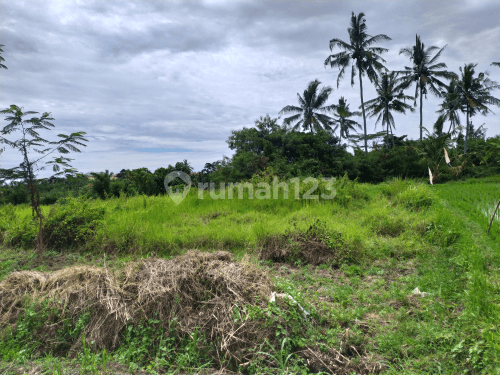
[2,176,500,373]
[433,176,500,241]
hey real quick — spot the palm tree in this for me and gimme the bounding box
[396,35,457,141]
[0,45,7,160]
[90,170,114,199]
[436,78,464,136]
[324,11,391,154]
[0,45,7,70]
[491,62,500,68]
[329,97,362,143]
[363,71,415,148]
[278,79,338,134]
[454,63,500,154]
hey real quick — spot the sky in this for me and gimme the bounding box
[0,0,499,179]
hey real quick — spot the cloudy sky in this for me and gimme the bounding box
[0,0,499,178]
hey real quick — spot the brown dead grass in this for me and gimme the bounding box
[0,250,277,369]
[0,249,385,374]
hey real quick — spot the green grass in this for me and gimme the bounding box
[0,176,499,374]
[433,175,500,241]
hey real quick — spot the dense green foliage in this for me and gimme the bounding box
[0,117,498,207]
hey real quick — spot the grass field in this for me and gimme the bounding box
[0,176,499,375]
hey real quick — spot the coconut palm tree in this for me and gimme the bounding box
[278,79,338,134]
[329,97,362,143]
[396,35,457,141]
[0,44,7,70]
[363,71,415,148]
[0,45,7,159]
[436,78,464,136]
[454,63,500,154]
[324,11,391,154]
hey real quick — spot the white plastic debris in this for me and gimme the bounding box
[269,291,310,321]
[412,287,431,297]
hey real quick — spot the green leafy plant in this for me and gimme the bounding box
[255,337,297,373]
[0,105,88,257]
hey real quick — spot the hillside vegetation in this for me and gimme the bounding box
[0,176,499,374]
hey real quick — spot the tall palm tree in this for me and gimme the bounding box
[0,45,7,160]
[329,96,362,143]
[363,71,415,148]
[324,11,391,154]
[436,78,464,136]
[454,63,500,154]
[396,35,457,141]
[0,45,7,70]
[491,62,500,68]
[278,79,338,134]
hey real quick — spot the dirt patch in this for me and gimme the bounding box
[201,211,228,224]
[16,252,74,272]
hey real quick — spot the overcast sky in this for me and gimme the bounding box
[1,0,499,178]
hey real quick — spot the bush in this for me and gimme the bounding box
[40,191,60,205]
[380,177,410,198]
[394,183,434,211]
[1,183,30,205]
[42,197,106,249]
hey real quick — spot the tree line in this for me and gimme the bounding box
[1,11,500,254]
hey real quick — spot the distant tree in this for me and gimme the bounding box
[466,122,487,141]
[363,71,415,148]
[278,79,338,134]
[436,78,464,136]
[433,114,446,137]
[396,35,457,141]
[90,170,114,199]
[454,63,500,154]
[0,105,88,257]
[324,11,391,154]
[329,97,362,144]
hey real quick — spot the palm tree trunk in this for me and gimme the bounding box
[386,104,389,149]
[358,71,368,154]
[464,103,469,154]
[419,85,423,141]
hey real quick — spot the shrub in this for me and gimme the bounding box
[380,177,409,198]
[42,197,106,250]
[394,183,434,211]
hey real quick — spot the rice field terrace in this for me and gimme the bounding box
[0,175,499,375]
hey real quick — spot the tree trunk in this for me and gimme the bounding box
[464,103,469,154]
[419,85,423,141]
[391,125,395,149]
[28,179,45,259]
[358,71,368,154]
[386,104,390,149]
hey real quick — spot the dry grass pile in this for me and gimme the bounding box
[0,250,277,368]
[0,249,382,374]
[259,220,353,267]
